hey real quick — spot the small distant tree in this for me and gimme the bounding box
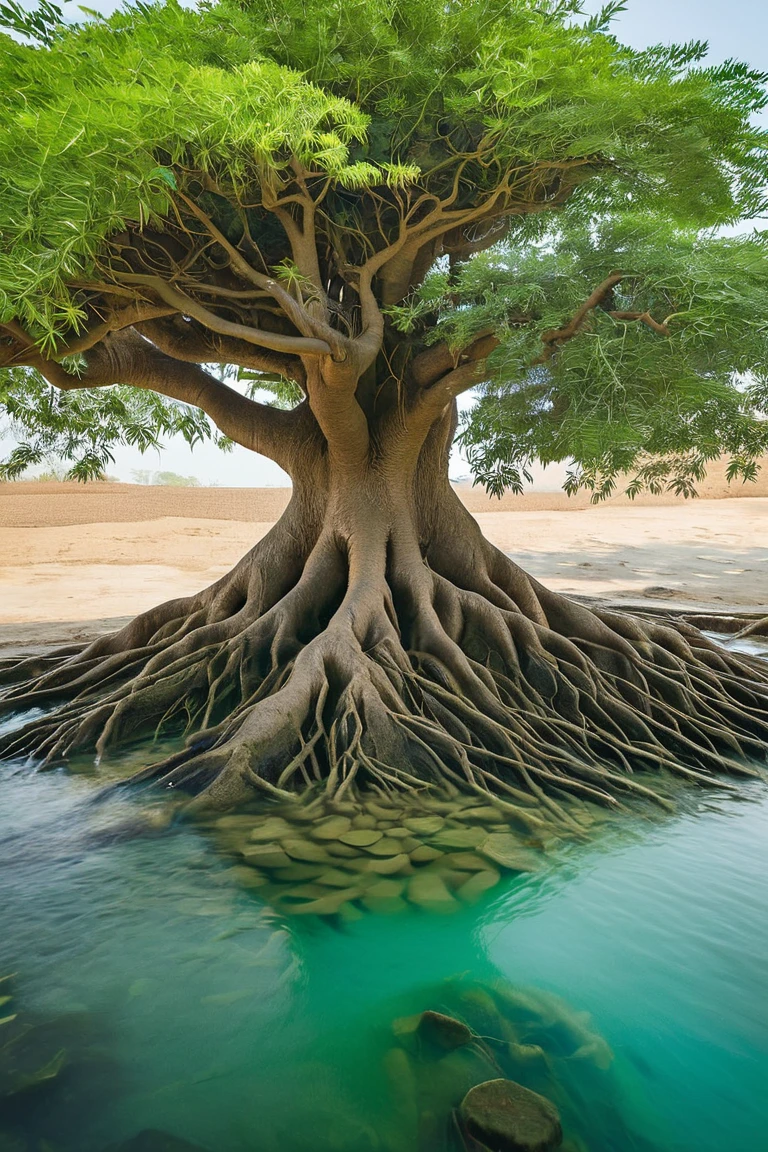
[153,471,201,487]
[1,0,768,812]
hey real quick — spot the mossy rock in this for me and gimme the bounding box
[289,888,364,916]
[366,802,403,821]
[351,813,378,829]
[365,878,405,901]
[325,841,361,858]
[409,845,443,864]
[339,829,383,847]
[437,851,489,872]
[416,1010,473,1051]
[310,816,352,840]
[248,817,293,842]
[430,827,485,850]
[315,867,359,888]
[456,869,501,903]
[459,1078,562,1152]
[365,853,412,875]
[361,893,408,914]
[362,837,407,857]
[281,837,333,863]
[403,815,445,835]
[407,871,458,913]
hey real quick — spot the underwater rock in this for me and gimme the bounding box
[403,815,445,835]
[365,853,412,875]
[409,845,443,864]
[361,836,403,856]
[459,1078,562,1152]
[507,1042,548,1068]
[430,827,485,850]
[339,829,383,847]
[325,841,361,858]
[438,852,489,872]
[310,816,353,840]
[315,867,359,888]
[416,1010,473,1051]
[280,837,332,863]
[351,813,378,830]
[248,817,292,842]
[456,870,501,904]
[364,878,405,901]
[407,871,458,913]
[103,1131,210,1152]
[289,889,364,916]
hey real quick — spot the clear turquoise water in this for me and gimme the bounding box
[1,645,768,1151]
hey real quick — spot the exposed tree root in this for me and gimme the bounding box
[1,505,767,826]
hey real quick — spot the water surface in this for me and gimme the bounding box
[1,656,767,1150]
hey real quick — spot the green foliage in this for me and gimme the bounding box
[1,0,768,492]
[0,368,219,481]
[447,216,768,498]
[1,0,766,346]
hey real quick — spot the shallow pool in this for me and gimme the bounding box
[1,758,767,1151]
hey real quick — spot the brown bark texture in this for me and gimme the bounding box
[2,175,768,825]
[1,372,768,824]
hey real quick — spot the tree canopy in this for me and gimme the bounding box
[1,0,767,494]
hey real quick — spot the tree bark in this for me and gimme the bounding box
[1,369,768,824]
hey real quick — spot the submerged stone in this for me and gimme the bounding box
[289,889,363,916]
[456,869,501,903]
[409,845,443,864]
[364,878,405,901]
[325,841,360,858]
[438,851,489,872]
[459,1079,562,1152]
[351,814,378,829]
[403,815,445,835]
[339,829,383,847]
[248,817,292,842]
[365,852,412,875]
[407,871,458,912]
[280,838,332,863]
[310,816,352,840]
[315,867,359,888]
[363,837,406,857]
[416,1010,473,1051]
[430,827,485,850]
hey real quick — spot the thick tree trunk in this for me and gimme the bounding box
[2,392,768,825]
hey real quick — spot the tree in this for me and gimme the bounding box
[2,0,768,817]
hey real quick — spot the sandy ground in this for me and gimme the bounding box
[1,478,767,652]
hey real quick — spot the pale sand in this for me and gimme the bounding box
[1,478,767,652]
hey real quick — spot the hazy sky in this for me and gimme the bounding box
[6,0,767,486]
